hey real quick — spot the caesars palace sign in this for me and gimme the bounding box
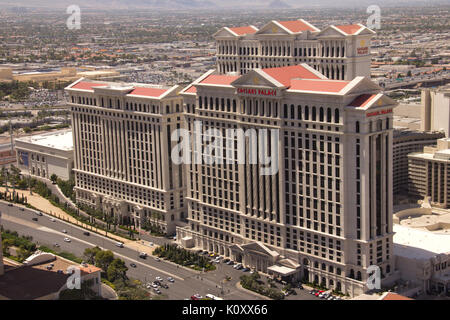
[236,76,279,97]
[357,39,369,55]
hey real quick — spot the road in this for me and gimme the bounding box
[0,202,276,300]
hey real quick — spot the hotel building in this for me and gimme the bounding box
[177,64,398,296]
[393,128,445,195]
[66,78,185,234]
[214,19,375,80]
[408,138,450,209]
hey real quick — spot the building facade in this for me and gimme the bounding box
[15,130,74,180]
[408,138,450,208]
[214,20,375,80]
[393,129,445,195]
[66,78,185,234]
[177,64,398,296]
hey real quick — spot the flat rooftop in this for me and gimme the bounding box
[16,130,73,151]
[393,224,450,260]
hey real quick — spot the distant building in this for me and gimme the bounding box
[408,138,450,208]
[0,149,16,168]
[66,78,185,234]
[0,67,123,84]
[421,86,450,137]
[15,129,74,180]
[214,20,375,80]
[393,128,445,195]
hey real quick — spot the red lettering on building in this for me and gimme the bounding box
[357,47,368,55]
[366,109,392,117]
[238,87,277,97]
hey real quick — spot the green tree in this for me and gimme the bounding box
[83,246,102,264]
[107,258,128,282]
[94,249,114,272]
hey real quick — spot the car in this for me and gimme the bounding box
[146,284,152,289]
[139,252,147,259]
[161,283,169,289]
[223,258,230,263]
[191,294,202,300]
[241,267,250,272]
[153,288,161,294]
[62,229,67,234]
[50,218,56,222]
[149,242,154,246]
[297,283,304,289]
[155,257,160,262]
[155,276,163,281]
[54,243,60,247]
[32,217,38,221]
[19,207,24,211]
[115,242,124,248]
[167,277,175,282]
[7,203,13,207]
[130,263,137,268]
[35,211,43,216]
[63,237,71,242]
[57,270,64,274]
[151,283,158,289]
[226,260,234,265]
[197,250,203,254]
[46,265,53,270]
[249,269,255,274]
[190,295,199,300]
[83,231,90,236]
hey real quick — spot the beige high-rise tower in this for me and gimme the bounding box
[66,78,185,234]
[177,64,398,297]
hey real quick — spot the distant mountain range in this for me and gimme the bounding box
[0,0,446,10]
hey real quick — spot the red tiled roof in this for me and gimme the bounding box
[229,26,257,36]
[335,24,363,35]
[349,94,378,108]
[289,79,350,93]
[277,20,316,33]
[185,85,197,94]
[382,293,413,301]
[128,87,167,98]
[200,74,240,86]
[261,65,322,87]
[71,81,106,91]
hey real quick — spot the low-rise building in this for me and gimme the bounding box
[408,138,450,208]
[0,252,101,300]
[15,129,74,180]
[393,224,450,296]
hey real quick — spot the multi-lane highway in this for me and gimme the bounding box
[0,201,263,300]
